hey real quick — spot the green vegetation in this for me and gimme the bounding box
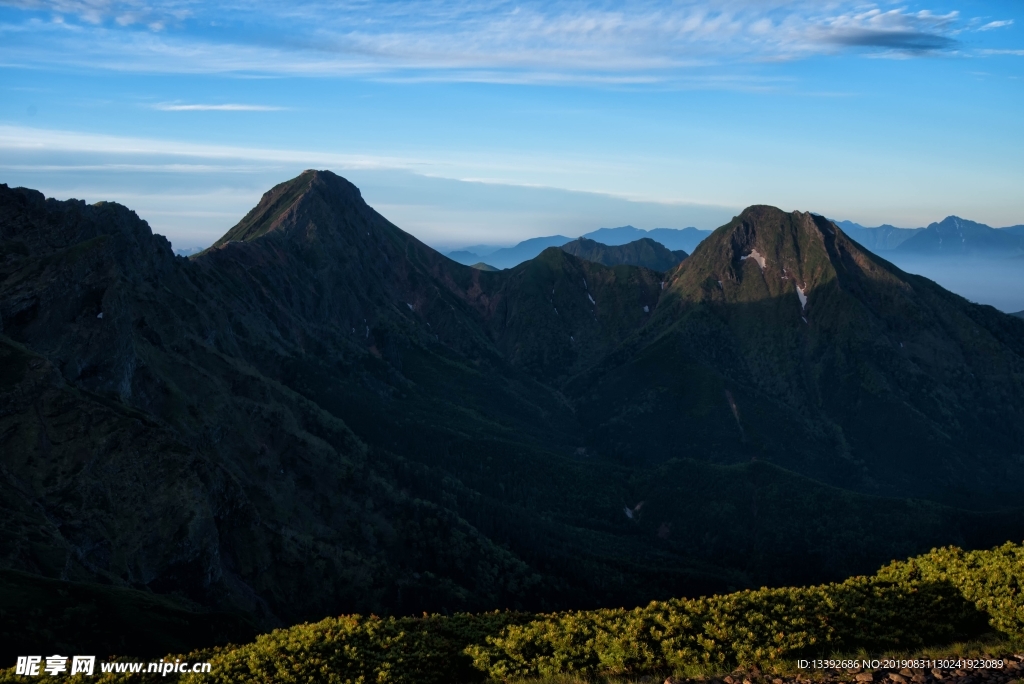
[212,170,317,247]
[5,542,1017,684]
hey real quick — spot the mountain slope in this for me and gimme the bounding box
[484,247,663,380]
[560,236,687,271]
[0,175,581,623]
[3,175,1024,653]
[569,206,1024,501]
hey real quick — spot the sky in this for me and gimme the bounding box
[1,0,1022,252]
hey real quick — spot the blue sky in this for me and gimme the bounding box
[1,0,1022,251]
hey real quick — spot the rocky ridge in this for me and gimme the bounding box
[2,172,1023,641]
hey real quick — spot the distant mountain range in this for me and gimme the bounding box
[832,221,922,251]
[835,216,1024,256]
[447,225,711,269]
[3,171,1023,657]
[580,225,710,253]
[451,214,1024,273]
[448,235,572,269]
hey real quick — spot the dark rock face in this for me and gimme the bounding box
[2,175,1024,641]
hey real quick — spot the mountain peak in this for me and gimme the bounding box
[663,204,875,318]
[212,169,365,248]
[723,205,834,256]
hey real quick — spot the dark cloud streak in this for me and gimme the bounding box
[824,29,958,52]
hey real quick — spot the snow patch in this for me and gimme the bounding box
[717,280,723,289]
[661,281,666,290]
[643,305,649,313]
[96,312,103,319]
[802,316,808,324]
[796,285,808,310]
[588,293,596,305]
[583,278,588,289]
[740,249,766,270]
[406,303,414,311]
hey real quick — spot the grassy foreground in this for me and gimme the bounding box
[2,542,1022,683]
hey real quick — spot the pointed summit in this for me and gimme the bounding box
[213,169,368,248]
[663,204,891,318]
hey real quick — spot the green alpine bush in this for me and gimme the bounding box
[2,542,1020,684]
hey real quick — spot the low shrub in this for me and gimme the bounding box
[2,543,1020,684]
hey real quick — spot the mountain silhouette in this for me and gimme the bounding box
[3,172,1023,649]
[895,216,1024,256]
[561,236,687,271]
[582,225,710,253]
[832,220,921,251]
[447,235,573,269]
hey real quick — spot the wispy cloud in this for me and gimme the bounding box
[1,0,192,27]
[0,1,1016,83]
[0,123,410,168]
[978,19,1013,31]
[152,102,287,111]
